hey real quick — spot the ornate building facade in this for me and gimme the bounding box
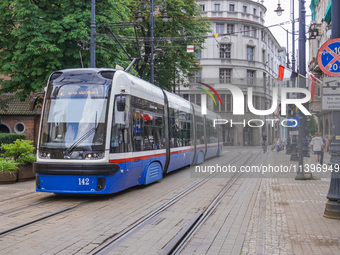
[180,0,286,146]
[309,0,332,137]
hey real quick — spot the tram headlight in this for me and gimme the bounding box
[85,152,104,160]
[39,151,51,159]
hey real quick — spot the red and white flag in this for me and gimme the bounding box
[309,72,316,101]
[187,45,194,53]
[277,65,298,81]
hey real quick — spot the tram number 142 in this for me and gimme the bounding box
[78,178,90,185]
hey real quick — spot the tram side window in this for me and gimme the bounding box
[110,96,132,153]
[142,113,164,150]
[132,110,143,151]
[207,119,218,143]
[178,111,191,147]
[169,108,192,148]
[195,116,204,145]
[169,108,177,148]
[131,96,164,151]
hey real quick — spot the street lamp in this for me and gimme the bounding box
[274,1,285,16]
[137,0,168,84]
[274,0,297,158]
[275,0,307,179]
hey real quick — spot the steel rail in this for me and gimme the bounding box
[90,152,245,255]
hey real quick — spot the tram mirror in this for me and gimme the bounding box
[117,96,126,112]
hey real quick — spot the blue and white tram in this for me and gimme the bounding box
[33,68,222,194]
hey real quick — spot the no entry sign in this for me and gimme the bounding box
[318,38,340,76]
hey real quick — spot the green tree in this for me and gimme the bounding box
[126,0,211,90]
[0,0,130,98]
[307,115,318,136]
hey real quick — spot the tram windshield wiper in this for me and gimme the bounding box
[63,112,98,156]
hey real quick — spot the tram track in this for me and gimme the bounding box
[0,199,92,238]
[165,150,262,255]
[0,195,67,216]
[0,151,241,241]
[0,191,40,203]
[0,149,264,255]
[89,151,250,255]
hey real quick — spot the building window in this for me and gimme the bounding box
[229,4,235,11]
[225,94,232,112]
[196,94,202,106]
[220,44,231,59]
[271,57,274,69]
[14,122,26,133]
[244,26,250,36]
[183,94,189,100]
[189,94,202,106]
[227,24,234,34]
[214,4,221,11]
[250,27,256,38]
[200,4,205,12]
[247,70,255,85]
[262,50,266,64]
[189,70,201,83]
[216,24,224,33]
[0,123,11,133]
[246,46,254,61]
[261,30,266,42]
[252,96,259,110]
[219,69,232,83]
[243,5,247,13]
[213,95,219,112]
[189,94,195,103]
[268,53,270,64]
[253,8,257,15]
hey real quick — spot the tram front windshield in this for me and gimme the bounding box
[39,83,110,159]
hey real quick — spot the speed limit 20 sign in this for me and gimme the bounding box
[318,38,340,76]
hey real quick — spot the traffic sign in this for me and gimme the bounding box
[322,77,340,94]
[318,38,340,76]
[322,77,340,110]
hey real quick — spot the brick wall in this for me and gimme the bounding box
[0,115,41,147]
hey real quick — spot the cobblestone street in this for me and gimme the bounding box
[242,151,340,255]
[1,148,339,254]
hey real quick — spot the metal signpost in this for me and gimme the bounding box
[318,28,340,218]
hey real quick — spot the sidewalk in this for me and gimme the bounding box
[242,150,340,254]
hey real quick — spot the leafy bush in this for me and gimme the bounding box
[0,133,26,145]
[16,154,37,165]
[0,158,19,173]
[1,139,35,163]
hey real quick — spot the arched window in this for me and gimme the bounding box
[0,124,11,133]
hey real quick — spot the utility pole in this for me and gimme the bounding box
[295,0,307,180]
[290,0,299,162]
[90,0,96,68]
[324,0,340,219]
[150,0,155,84]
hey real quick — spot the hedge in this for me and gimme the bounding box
[0,133,26,145]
